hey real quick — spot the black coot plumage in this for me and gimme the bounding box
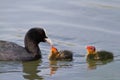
[0,27,52,61]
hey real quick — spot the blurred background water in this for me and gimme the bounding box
[0,0,120,80]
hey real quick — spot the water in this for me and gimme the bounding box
[0,0,120,80]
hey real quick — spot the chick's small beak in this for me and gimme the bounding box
[45,38,53,46]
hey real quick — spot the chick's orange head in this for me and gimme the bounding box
[51,46,58,53]
[86,45,96,54]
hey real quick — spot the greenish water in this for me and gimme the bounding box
[0,0,120,80]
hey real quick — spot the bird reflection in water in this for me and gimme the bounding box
[49,60,72,76]
[87,59,113,70]
[22,60,43,80]
[49,60,58,76]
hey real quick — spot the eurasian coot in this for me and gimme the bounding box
[48,46,73,61]
[0,27,52,61]
[86,45,113,61]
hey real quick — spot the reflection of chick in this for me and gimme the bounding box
[48,46,73,61]
[87,59,113,70]
[86,46,113,61]
[49,61,58,76]
[87,61,97,70]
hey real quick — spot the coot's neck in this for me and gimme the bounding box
[24,35,41,59]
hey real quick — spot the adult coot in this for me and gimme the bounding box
[86,45,113,61]
[48,46,73,61]
[0,27,52,61]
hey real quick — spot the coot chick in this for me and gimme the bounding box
[0,27,52,61]
[86,45,113,61]
[48,46,73,61]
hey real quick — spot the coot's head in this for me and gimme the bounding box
[25,27,52,45]
[50,46,59,54]
[86,45,96,54]
[48,46,59,60]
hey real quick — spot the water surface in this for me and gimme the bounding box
[0,0,120,80]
